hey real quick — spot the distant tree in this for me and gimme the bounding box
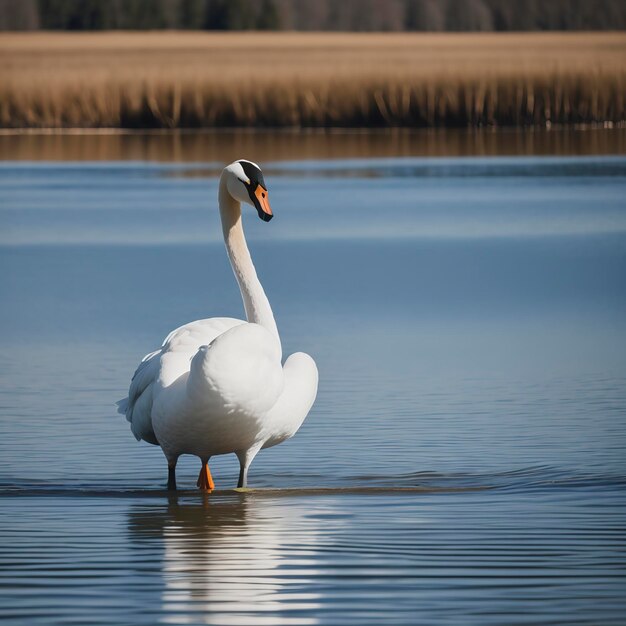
[76,0,109,29]
[272,0,294,29]
[204,0,257,30]
[487,0,512,30]
[37,0,70,29]
[369,0,405,31]
[351,0,376,31]
[257,0,281,30]
[0,0,39,29]
[405,0,446,31]
[161,0,181,28]
[445,0,493,31]
[107,0,127,28]
[225,0,257,30]
[286,0,330,30]
[325,0,352,31]
[179,0,205,29]
[586,0,626,29]
[125,0,168,29]
[203,0,226,29]
[36,0,175,29]
[1,0,625,31]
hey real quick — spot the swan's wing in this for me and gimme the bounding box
[158,317,246,387]
[187,322,284,418]
[162,318,245,355]
[262,352,318,448]
[116,348,161,444]
[117,317,244,445]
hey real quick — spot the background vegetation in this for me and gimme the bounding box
[1,0,626,32]
[1,32,624,129]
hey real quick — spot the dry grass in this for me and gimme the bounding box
[1,32,625,128]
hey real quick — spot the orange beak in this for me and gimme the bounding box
[254,184,273,222]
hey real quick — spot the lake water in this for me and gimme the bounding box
[1,130,625,625]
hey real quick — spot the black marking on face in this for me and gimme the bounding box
[238,160,266,190]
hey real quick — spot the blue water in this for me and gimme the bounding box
[1,150,625,625]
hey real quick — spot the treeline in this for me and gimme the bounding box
[2,0,626,31]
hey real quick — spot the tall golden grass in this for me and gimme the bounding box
[1,32,625,128]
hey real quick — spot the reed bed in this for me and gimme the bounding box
[1,32,625,128]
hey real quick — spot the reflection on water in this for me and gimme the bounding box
[126,485,626,626]
[3,488,623,625]
[130,495,324,625]
[1,127,625,163]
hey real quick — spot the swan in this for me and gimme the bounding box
[117,159,318,491]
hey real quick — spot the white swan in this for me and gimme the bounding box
[117,160,318,490]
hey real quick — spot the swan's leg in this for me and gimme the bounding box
[236,445,262,489]
[167,459,177,491]
[237,463,248,489]
[197,458,214,491]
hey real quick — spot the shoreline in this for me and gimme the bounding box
[0,122,624,135]
[1,127,625,161]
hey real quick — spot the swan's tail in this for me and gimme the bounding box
[116,397,129,417]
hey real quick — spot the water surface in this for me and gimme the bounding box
[1,131,625,625]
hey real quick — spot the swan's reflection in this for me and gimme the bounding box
[129,494,322,625]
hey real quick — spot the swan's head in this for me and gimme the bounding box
[223,160,273,222]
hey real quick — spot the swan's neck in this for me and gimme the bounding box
[219,177,281,354]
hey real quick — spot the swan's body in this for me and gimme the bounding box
[117,160,318,489]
